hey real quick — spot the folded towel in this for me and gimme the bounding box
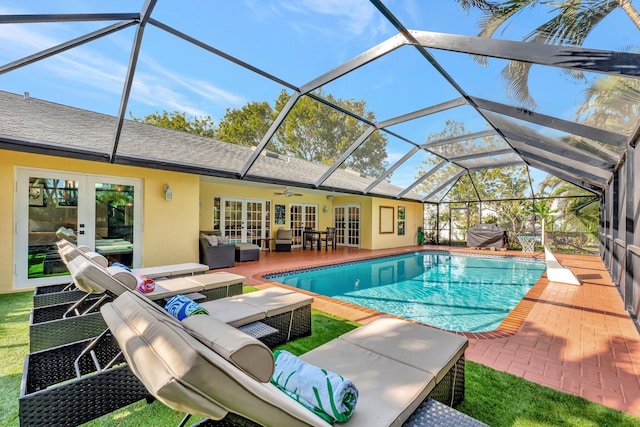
[135,275,156,293]
[111,262,131,272]
[271,350,358,423]
[164,294,208,321]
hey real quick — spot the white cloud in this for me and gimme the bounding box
[0,20,247,118]
[274,0,389,39]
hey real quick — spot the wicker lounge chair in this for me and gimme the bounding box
[29,255,245,352]
[33,240,209,308]
[20,287,313,427]
[101,291,469,427]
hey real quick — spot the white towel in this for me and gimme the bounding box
[271,350,358,423]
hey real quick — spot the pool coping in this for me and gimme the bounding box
[255,248,549,340]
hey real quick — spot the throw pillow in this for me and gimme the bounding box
[219,235,229,245]
[205,234,218,246]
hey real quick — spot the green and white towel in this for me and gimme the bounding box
[271,350,358,423]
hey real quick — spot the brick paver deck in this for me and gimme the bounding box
[224,245,640,417]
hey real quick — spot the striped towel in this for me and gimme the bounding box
[164,294,208,321]
[271,350,358,423]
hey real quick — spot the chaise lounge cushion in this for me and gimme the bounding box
[181,314,274,382]
[199,287,313,327]
[338,318,468,383]
[102,291,332,426]
[299,318,468,427]
[300,338,435,427]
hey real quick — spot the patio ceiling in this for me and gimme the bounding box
[1,1,638,203]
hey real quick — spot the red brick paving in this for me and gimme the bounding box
[223,245,640,417]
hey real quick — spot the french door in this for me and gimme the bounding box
[290,204,318,248]
[334,204,360,247]
[15,168,142,288]
[221,198,267,244]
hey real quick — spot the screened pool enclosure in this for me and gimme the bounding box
[0,1,639,320]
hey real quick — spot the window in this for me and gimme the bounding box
[397,205,406,236]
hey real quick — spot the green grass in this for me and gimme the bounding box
[2,290,640,427]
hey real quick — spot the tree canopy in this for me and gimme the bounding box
[131,90,388,177]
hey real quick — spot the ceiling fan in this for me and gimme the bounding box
[273,187,303,197]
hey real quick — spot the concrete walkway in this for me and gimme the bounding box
[224,245,640,417]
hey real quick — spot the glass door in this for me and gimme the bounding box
[334,204,360,247]
[222,198,266,243]
[289,203,318,248]
[15,168,142,288]
[90,179,140,267]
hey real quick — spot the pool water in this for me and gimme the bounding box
[267,252,546,332]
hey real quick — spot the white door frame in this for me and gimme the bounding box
[220,197,267,243]
[14,167,143,288]
[334,204,360,248]
[289,203,318,248]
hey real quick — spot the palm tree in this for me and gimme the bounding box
[462,0,640,107]
[576,74,640,136]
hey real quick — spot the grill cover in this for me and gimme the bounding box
[466,224,508,249]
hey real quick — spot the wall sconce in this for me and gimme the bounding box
[326,195,334,200]
[323,205,328,213]
[163,184,173,201]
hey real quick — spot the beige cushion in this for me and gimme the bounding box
[106,266,138,289]
[145,277,203,300]
[300,338,435,427]
[181,314,274,382]
[102,291,330,427]
[205,235,218,246]
[70,259,132,296]
[83,251,109,268]
[66,257,106,294]
[233,287,313,317]
[185,272,245,289]
[200,298,265,327]
[339,318,468,383]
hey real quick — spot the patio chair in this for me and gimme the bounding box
[304,227,320,250]
[20,286,314,427]
[321,226,336,250]
[101,293,470,427]
[274,229,293,252]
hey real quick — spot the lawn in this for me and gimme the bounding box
[2,290,640,427]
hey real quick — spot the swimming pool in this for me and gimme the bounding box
[267,251,546,332]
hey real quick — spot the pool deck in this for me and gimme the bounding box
[225,245,640,418]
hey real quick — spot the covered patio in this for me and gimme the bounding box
[225,246,640,417]
[2,1,640,425]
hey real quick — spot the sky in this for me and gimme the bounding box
[1,0,637,196]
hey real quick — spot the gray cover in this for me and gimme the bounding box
[466,224,507,249]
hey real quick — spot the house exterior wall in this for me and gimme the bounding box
[199,181,423,250]
[0,149,200,294]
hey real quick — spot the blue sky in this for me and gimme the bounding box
[1,1,637,194]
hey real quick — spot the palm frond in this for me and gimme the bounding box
[457,0,499,12]
[524,0,618,46]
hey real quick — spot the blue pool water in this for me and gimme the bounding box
[267,251,546,332]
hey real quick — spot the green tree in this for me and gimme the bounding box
[214,101,275,147]
[464,0,640,107]
[270,90,388,177]
[130,111,216,138]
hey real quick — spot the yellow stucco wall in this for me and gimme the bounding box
[199,181,423,250]
[2,150,425,293]
[200,180,338,233]
[1,150,200,293]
